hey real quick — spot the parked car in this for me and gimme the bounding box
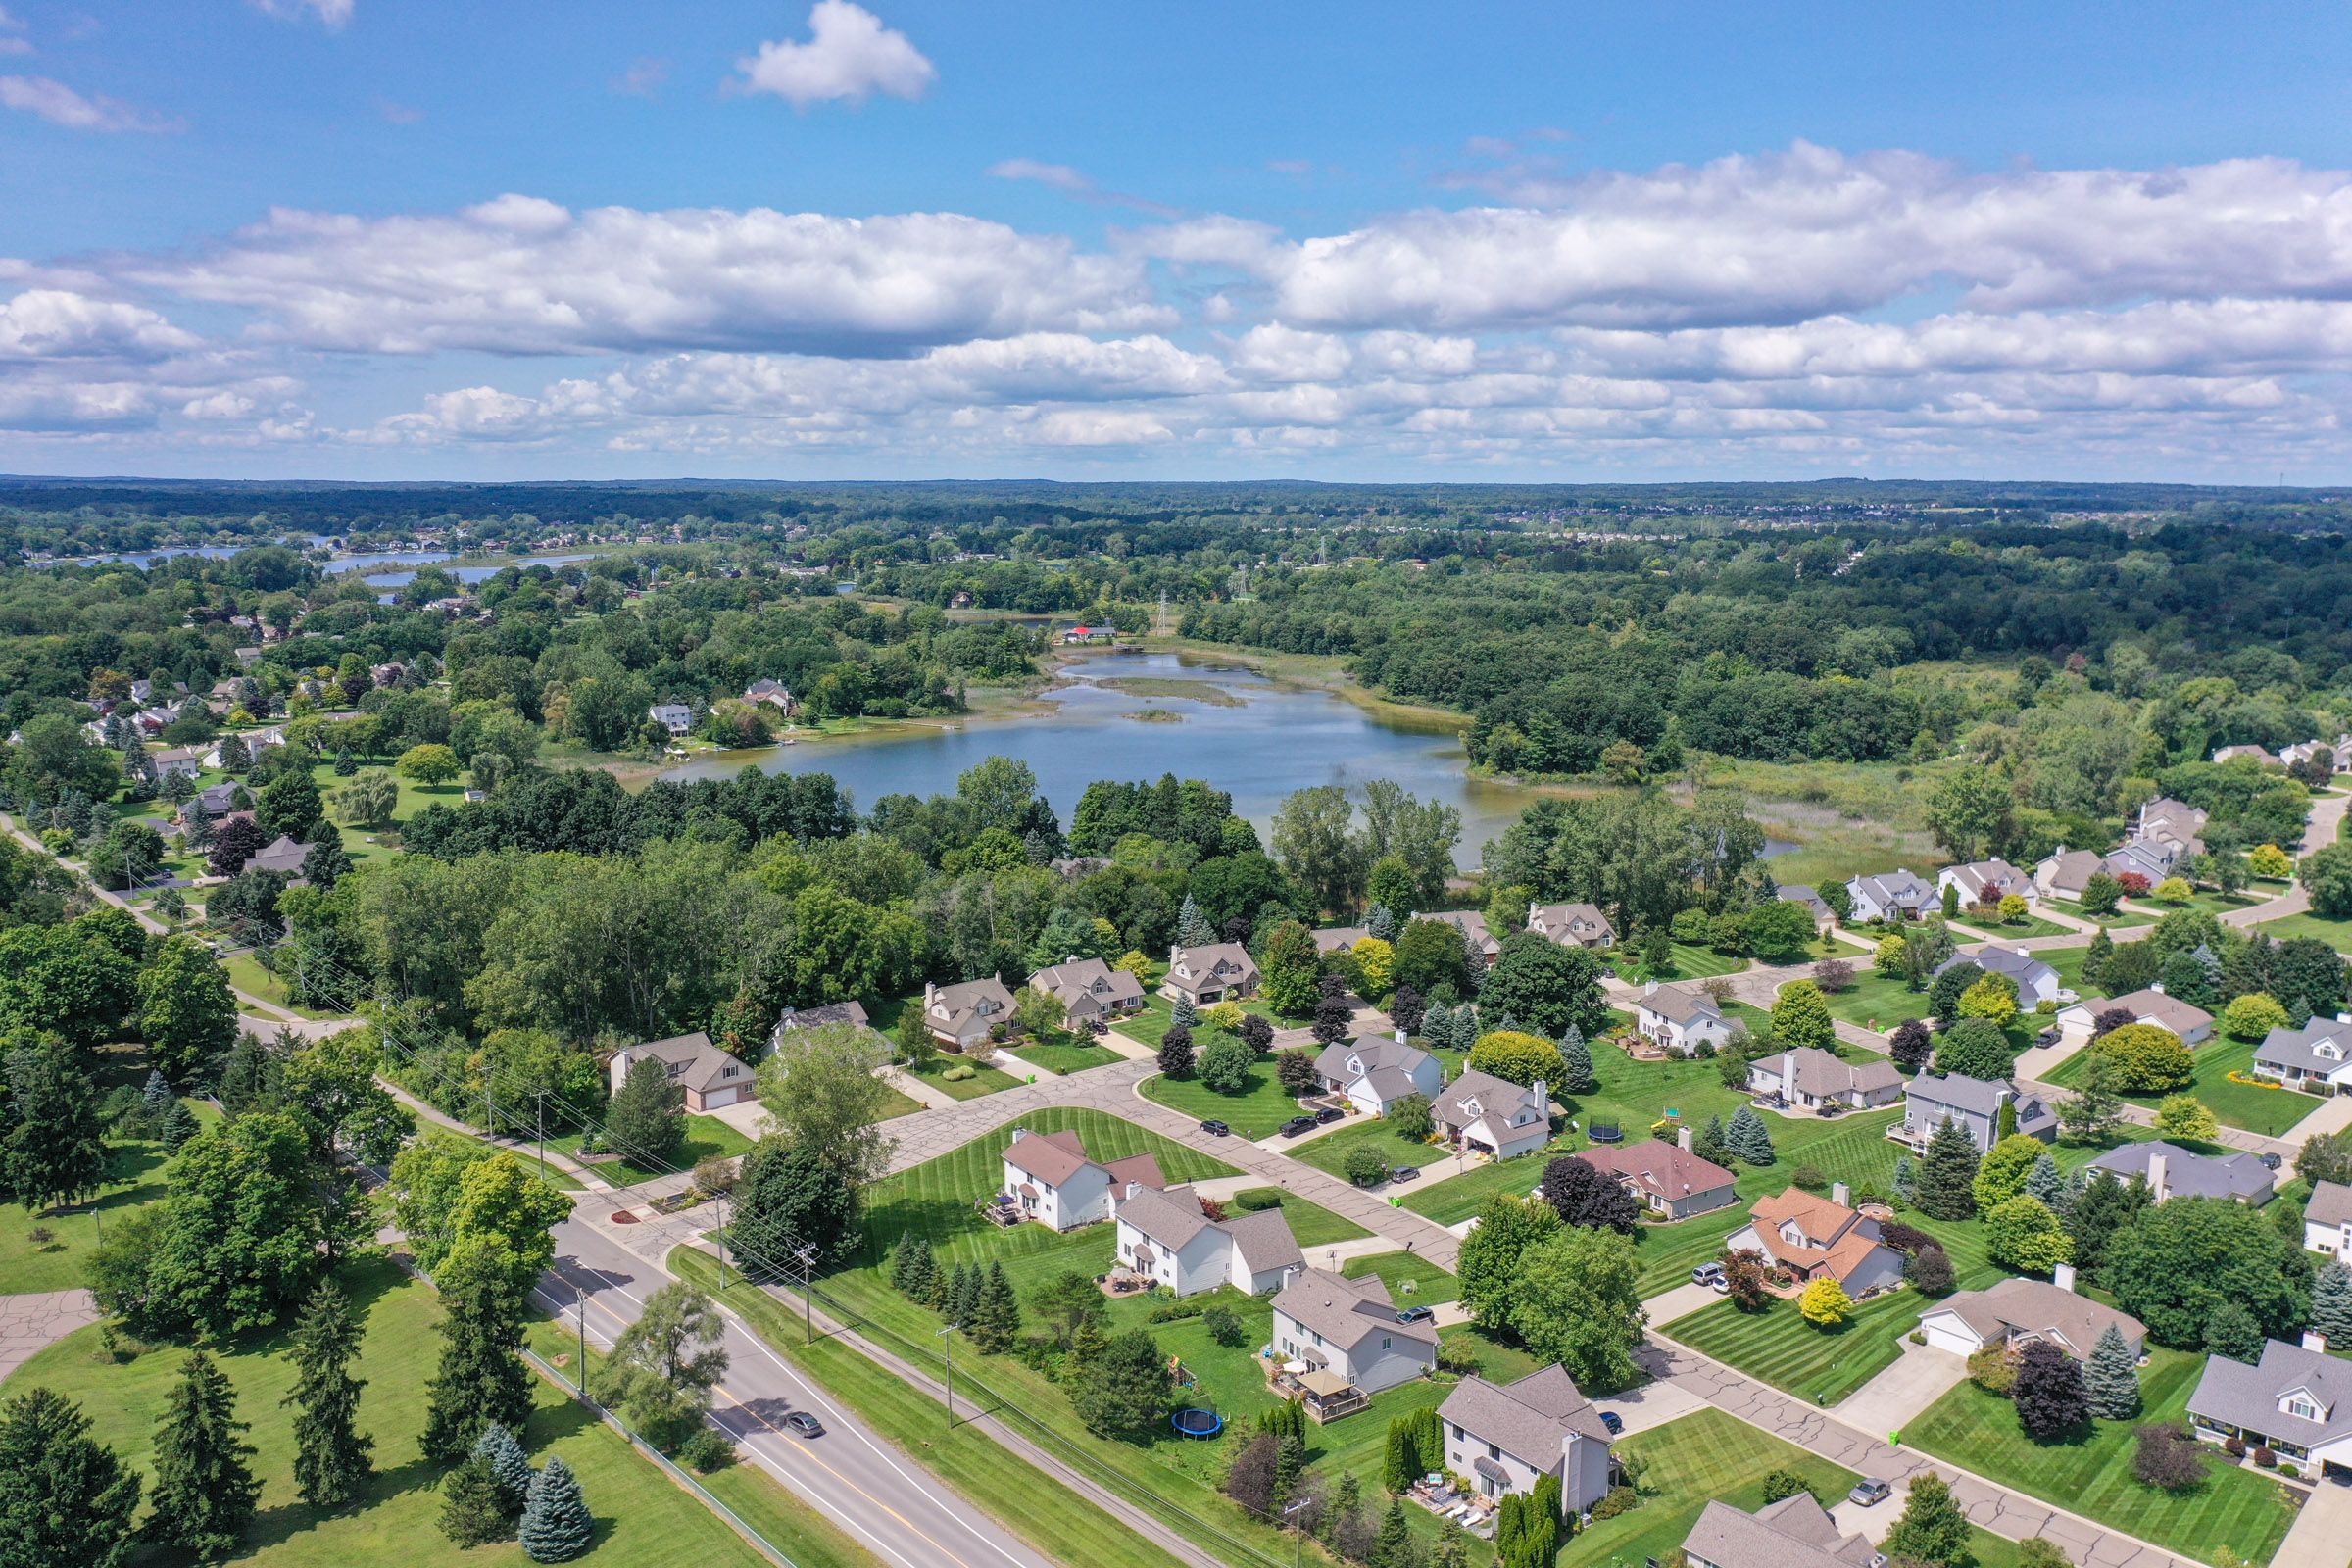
[1389,1166,1421,1184]
[1279,1115,1319,1138]
[1848,1478,1890,1506]
[1597,1410,1623,1436]
[1396,1305,1435,1325]
[1313,1105,1346,1123]
[1692,1261,1728,1291]
[1200,1119,1230,1137]
[784,1411,824,1439]
[2260,1152,2283,1170]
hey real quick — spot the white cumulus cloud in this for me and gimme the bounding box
[734,2,935,109]
[0,75,179,132]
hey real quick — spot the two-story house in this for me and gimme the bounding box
[1000,1126,1166,1231]
[1845,869,1936,922]
[1936,858,2036,908]
[1437,1364,1615,1516]
[1633,981,1739,1055]
[922,975,1018,1053]
[1160,943,1260,1006]
[1898,1072,2056,1152]
[2306,1181,2352,1256]
[1270,1269,1438,1397]
[1724,1186,1906,1297]
[1683,1494,1883,1568]
[1918,1272,2145,1361]
[606,1030,759,1112]
[1111,1184,1302,1297]
[1936,945,2063,1008]
[2257,1020,2352,1096]
[1431,1069,1552,1160]
[1027,956,1146,1030]
[1745,1047,1903,1112]
[648,702,694,737]
[2189,1338,2352,1475]
[1313,1035,1445,1115]
[1527,902,1615,950]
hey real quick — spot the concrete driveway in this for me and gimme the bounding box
[1643,1280,1729,1328]
[1834,1340,1966,1438]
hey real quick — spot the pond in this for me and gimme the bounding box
[657,650,1551,864]
[358,553,592,588]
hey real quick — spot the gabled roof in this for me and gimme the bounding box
[1638,981,1722,1026]
[2068,988,2211,1037]
[1941,945,2057,992]
[2190,1339,2352,1448]
[1928,1277,2144,1358]
[1438,1364,1611,1470]
[2037,848,2104,891]
[1003,1126,1166,1195]
[621,1031,756,1095]
[244,835,312,877]
[1754,1047,1901,1099]
[1311,926,1370,955]
[1575,1140,1736,1202]
[1272,1268,1440,1352]
[1943,859,2031,900]
[1685,1495,1879,1568]
[2312,1180,2352,1230]
[2258,1020,2352,1076]
[2088,1139,2273,1201]
[928,975,1017,1035]
[1029,957,1145,1009]
[1849,868,1934,907]
[1419,909,1498,955]
[1529,902,1613,942]
[1166,943,1258,987]
[1312,1035,1432,1086]
[1433,1068,1544,1128]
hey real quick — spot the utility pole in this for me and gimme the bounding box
[936,1322,961,1428]
[793,1242,819,1344]
[574,1287,588,1397]
[1281,1497,1311,1568]
[535,1090,546,1179]
[716,1196,729,1292]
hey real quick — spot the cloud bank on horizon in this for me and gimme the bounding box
[4,1,2352,480]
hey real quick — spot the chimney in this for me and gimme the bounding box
[1678,1126,1694,1152]
[1009,1127,1026,1144]
[2054,1262,2077,1294]
[2307,1331,2330,1353]
[1531,1079,1548,1107]
[2147,1150,2169,1203]
[1643,979,1659,998]
[2150,981,2165,996]
[1831,1181,1851,1208]
[1395,1028,1408,1045]
[924,981,937,1004]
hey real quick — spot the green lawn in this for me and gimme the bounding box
[1399,1147,1560,1226]
[0,1101,220,1293]
[2,1256,776,1568]
[2127,890,2270,921]
[1138,1059,1307,1139]
[871,1079,926,1120]
[1905,1347,2298,1566]
[906,1054,1025,1100]
[547,1112,753,1186]
[1810,970,1932,1032]
[1339,1250,1459,1305]
[999,1038,1125,1076]
[1956,911,2075,940]
[2043,899,2155,930]
[1662,1291,1919,1407]
[2043,1035,2323,1139]
[1619,942,1749,984]
[222,950,338,1020]
[1116,985,1285,1048]
[2255,908,2352,955]
[2036,943,2102,998]
[1292,1116,1444,1184]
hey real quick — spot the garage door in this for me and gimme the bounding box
[1921,1318,1979,1357]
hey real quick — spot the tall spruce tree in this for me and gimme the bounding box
[2083,1322,2141,1420]
[422,1239,535,1461]
[1176,894,1215,949]
[283,1278,373,1508]
[2024,1152,2065,1211]
[144,1349,260,1560]
[0,1387,142,1568]
[1725,1106,1776,1166]
[437,1456,511,1547]
[969,1262,1021,1352]
[0,1035,109,1213]
[517,1454,593,1563]
[1915,1116,1982,1220]
[1555,1025,1597,1094]
[2313,1257,2352,1347]
[474,1421,535,1516]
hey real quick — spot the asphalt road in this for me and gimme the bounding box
[539,1212,1057,1568]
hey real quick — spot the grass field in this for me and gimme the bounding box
[906,1055,1025,1100]
[2126,890,2270,921]
[221,950,338,1019]
[1138,1058,1308,1138]
[1339,1250,1459,1304]
[0,1099,220,1293]
[547,1112,753,1187]
[1957,911,2075,940]
[2255,908,2352,954]
[998,1039,1124,1076]
[1811,970,1932,1032]
[2043,1035,2323,1138]
[1292,1116,1442,1185]
[1661,1290,1920,1407]
[1619,942,1750,984]
[2,1256,782,1568]
[1905,1347,2298,1566]
[2042,899,2155,930]
[1117,988,1284,1048]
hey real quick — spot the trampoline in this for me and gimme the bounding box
[1170,1408,1224,1439]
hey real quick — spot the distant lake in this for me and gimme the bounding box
[359,553,590,588]
[657,650,1571,866]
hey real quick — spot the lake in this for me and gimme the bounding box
[359,553,592,589]
[658,650,1549,864]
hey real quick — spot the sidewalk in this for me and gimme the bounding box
[0,1289,98,1382]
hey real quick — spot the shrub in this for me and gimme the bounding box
[1791,1164,1828,1192]
[1436,1339,1481,1374]
[1798,1276,1852,1326]
[1231,1188,1283,1211]
[1344,1147,1389,1186]
[2224,1435,2246,1458]
[1968,1345,2018,1396]
[677,1429,737,1472]
[942,1064,975,1082]
[1202,1305,1247,1347]
[2134,1423,2207,1491]
[1760,1470,1811,1503]
[2253,1444,2277,1469]
[1588,1485,1638,1521]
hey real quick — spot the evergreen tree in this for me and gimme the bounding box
[473,1421,534,1516]
[2024,1152,2064,1209]
[951,1262,982,1326]
[421,1241,535,1461]
[139,1067,173,1132]
[0,1036,109,1212]
[1371,1498,1414,1568]
[604,1052,685,1168]
[159,1099,200,1152]
[1555,1024,1596,1094]
[517,1454,593,1562]
[1171,995,1200,1031]
[1882,1474,1971,1568]
[144,1349,260,1560]
[1892,1154,1917,1204]
[1915,1116,1982,1220]
[2205,1300,2267,1363]
[1175,894,1215,949]
[2083,1322,2141,1420]
[1366,905,1396,943]
[969,1262,1022,1352]
[437,1455,511,1546]
[0,1386,142,1568]
[1272,1432,1305,1504]
[1692,1113,1733,1169]
[1725,1106,1776,1165]
[2082,927,2114,989]
[2314,1257,2352,1348]
[283,1278,373,1509]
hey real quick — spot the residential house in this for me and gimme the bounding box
[232,645,263,666]
[2135,797,2211,848]
[1414,909,1501,967]
[1431,1069,1552,1160]
[1724,1186,1906,1296]
[606,1030,759,1112]
[1527,902,1615,950]
[1059,624,1116,645]
[150,746,204,781]
[2302,1180,2352,1255]
[1270,1269,1439,1396]
[2104,835,2185,886]
[2188,1338,2352,1475]
[1311,925,1370,957]
[1898,1073,2056,1152]
[1437,1364,1615,1515]
[1313,1035,1444,1115]
[1111,1184,1302,1297]
[2034,847,2105,901]
[1745,1047,1904,1111]
[190,781,242,816]
[743,679,796,713]
[648,703,694,737]
[921,975,1018,1053]
[1000,1126,1165,1231]
[766,1001,872,1053]
[1573,1136,1738,1219]
[1936,945,2062,1007]
[1027,956,1147,1029]
[1918,1272,2144,1360]
[368,662,406,687]
[2281,738,2352,774]
[1160,943,1259,1006]
[244,835,313,878]
[1633,981,1739,1055]
[2055,987,2213,1052]
[203,727,284,770]
[2211,744,2282,765]
[1937,858,2036,908]
[1776,885,1835,932]
[2257,1019,2352,1095]
[2087,1141,2275,1205]
[1683,1495,1881,1568]
[1845,868,1936,922]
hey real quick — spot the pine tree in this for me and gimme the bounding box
[283,1278,373,1508]
[1367,905,1396,943]
[2024,1152,2064,1209]
[473,1421,534,1516]
[1371,1498,1413,1568]
[2082,927,2114,989]
[144,1349,261,1559]
[1555,1025,1596,1094]
[2314,1257,2352,1348]
[437,1454,511,1546]
[1915,1116,1982,1220]
[1725,1106,1776,1165]
[1382,1415,1415,1493]
[1172,994,1200,1031]
[517,1454,593,1562]
[1065,1317,1107,1381]
[1176,894,1215,949]
[1892,1154,1917,1203]
[139,1067,173,1132]
[969,1262,1022,1352]
[0,1386,142,1568]
[2083,1322,2141,1420]
[950,1262,982,1326]
[888,1233,918,1294]
[422,1245,535,1461]
[0,1036,109,1212]
[1272,1432,1305,1504]
[1693,1113,1733,1169]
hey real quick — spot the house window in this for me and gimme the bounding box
[2287,1397,2321,1420]
[1382,1337,1393,1350]
[1487,1443,1500,1460]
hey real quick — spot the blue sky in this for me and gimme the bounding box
[5,1,2352,480]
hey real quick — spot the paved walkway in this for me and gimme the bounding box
[0,1290,99,1383]
[2267,1462,2352,1568]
